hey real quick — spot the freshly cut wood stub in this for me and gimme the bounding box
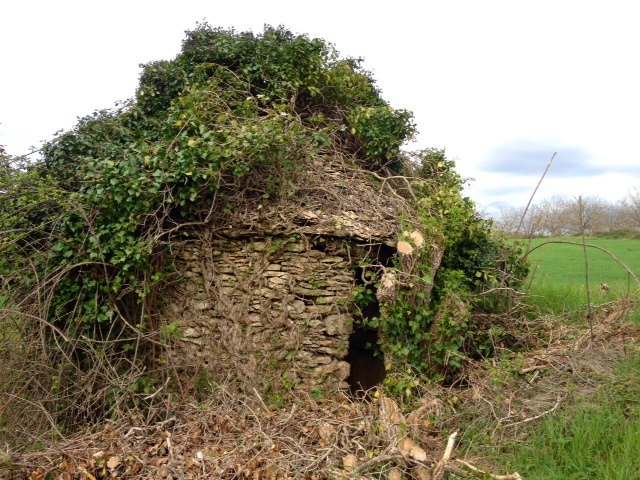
[318,423,334,444]
[397,241,414,255]
[412,466,432,480]
[398,436,415,456]
[377,272,397,304]
[409,230,425,249]
[343,454,357,471]
[410,445,427,462]
[107,456,120,470]
[389,468,402,480]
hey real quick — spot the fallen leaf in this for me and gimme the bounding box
[28,469,46,480]
[318,424,334,443]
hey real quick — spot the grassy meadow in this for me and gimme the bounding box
[499,352,640,479]
[484,236,640,479]
[521,237,640,320]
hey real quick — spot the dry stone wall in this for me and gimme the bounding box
[161,234,361,395]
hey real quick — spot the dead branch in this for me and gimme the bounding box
[432,430,457,480]
[0,309,69,342]
[456,459,523,480]
[504,394,563,428]
[353,454,406,474]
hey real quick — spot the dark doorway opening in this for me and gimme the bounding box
[345,326,385,395]
[345,244,395,395]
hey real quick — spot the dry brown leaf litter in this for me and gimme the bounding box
[2,299,638,480]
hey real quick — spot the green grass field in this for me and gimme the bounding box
[498,352,640,480]
[489,237,640,479]
[520,237,640,319]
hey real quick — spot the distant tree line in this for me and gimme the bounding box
[494,190,640,237]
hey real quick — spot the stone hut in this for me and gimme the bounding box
[159,157,413,397]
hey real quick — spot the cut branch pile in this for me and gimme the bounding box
[190,152,412,244]
[3,384,519,480]
[3,299,638,479]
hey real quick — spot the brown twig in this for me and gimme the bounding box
[504,393,563,428]
[456,459,523,479]
[0,309,69,342]
[517,152,556,237]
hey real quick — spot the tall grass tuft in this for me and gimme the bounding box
[500,354,640,479]
[505,406,640,479]
[525,283,617,322]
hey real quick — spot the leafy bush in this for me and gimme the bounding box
[26,24,418,336]
[360,149,528,377]
[0,25,528,439]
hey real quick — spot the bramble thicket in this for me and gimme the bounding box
[0,24,527,441]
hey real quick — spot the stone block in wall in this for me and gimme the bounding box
[324,314,351,336]
[161,235,362,393]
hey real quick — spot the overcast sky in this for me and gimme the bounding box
[2,1,639,214]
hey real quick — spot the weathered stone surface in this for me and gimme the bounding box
[324,314,351,336]
[160,235,361,392]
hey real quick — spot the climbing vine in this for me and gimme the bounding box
[14,24,416,337]
[2,25,526,383]
[357,149,529,377]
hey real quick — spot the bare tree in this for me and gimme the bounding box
[621,188,640,230]
[565,195,606,235]
[494,192,640,238]
[597,199,628,232]
[535,196,571,236]
[494,206,527,237]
